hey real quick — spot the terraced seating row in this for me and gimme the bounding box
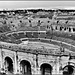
[51,30,75,40]
[18,32,26,39]
[0,24,46,34]
[5,31,75,43]
[7,34,16,40]
[1,32,75,54]
[1,30,75,50]
[7,31,47,40]
[12,33,20,39]
[18,26,45,31]
[26,32,33,38]
[33,32,38,38]
[39,32,46,38]
[52,36,75,46]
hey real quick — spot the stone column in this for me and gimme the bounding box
[56,57,62,74]
[55,57,60,74]
[31,55,36,75]
[35,54,41,75]
[52,65,57,75]
[14,51,18,74]
[34,54,38,74]
[0,48,3,72]
[0,48,2,71]
[34,54,40,74]
[52,58,58,74]
[52,57,60,74]
[71,27,73,33]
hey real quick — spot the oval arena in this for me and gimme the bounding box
[0,9,75,75]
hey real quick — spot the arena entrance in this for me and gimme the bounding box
[20,60,31,75]
[40,63,52,75]
[63,65,75,75]
[4,57,13,73]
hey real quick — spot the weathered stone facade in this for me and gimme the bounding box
[0,41,75,75]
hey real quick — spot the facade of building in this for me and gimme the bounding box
[0,39,75,75]
[0,9,75,75]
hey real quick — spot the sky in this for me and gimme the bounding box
[0,1,75,10]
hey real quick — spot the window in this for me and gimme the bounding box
[57,21,59,24]
[73,28,75,32]
[56,26,57,30]
[65,21,68,24]
[64,27,66,31]
[69,28,71,32]
[47,25,48,29]
[60,27,62,31]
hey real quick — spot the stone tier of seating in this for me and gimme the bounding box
[0,30,75,54]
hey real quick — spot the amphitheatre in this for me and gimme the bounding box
[0,9,75,75]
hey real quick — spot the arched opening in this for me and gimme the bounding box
[20,60,32,75]
[63,65,74,75]
[40,63,52,75]
[4,57,13,73]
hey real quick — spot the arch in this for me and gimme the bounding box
[19,56,33,68]
[4,55,14,63]
[20,60,32,75]
[40,63,52,75]
[4,56,13,73]
[63,65,75,75]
